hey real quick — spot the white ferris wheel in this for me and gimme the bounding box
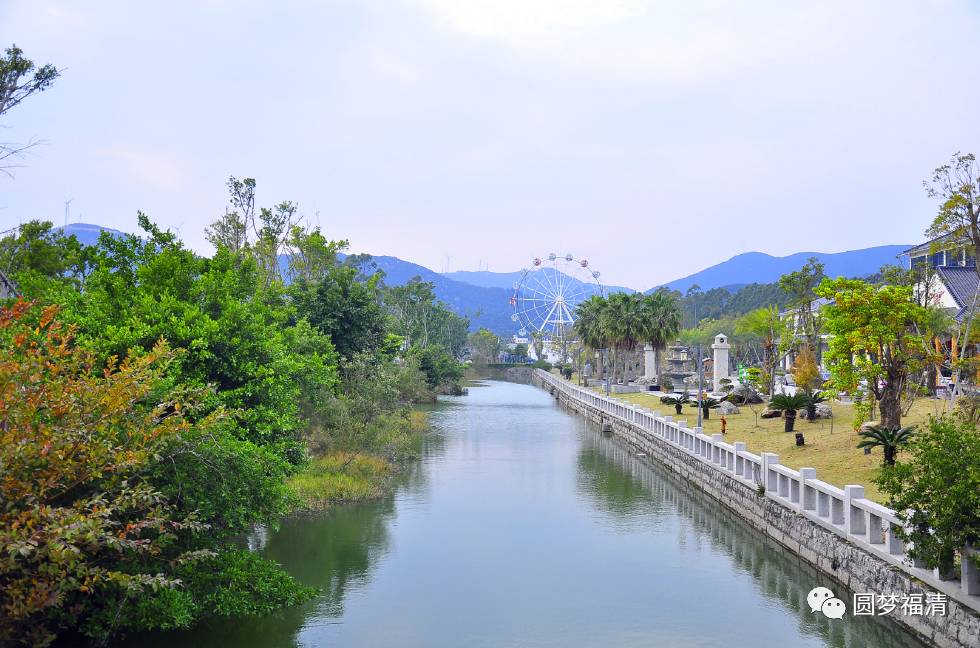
[509,253,604,342]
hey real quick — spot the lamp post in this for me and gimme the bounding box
[692,299,703,428]
[603,348,611,396]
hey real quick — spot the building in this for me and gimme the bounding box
[904,235,980,323]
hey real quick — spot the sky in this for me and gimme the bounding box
[2,0,980,289]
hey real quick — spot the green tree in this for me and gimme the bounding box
[574,295,609,379]
[876,416,980,575]
[640,290,681,384]
[815,277,929,428]
[600,292,645,382]
[856,425,915,467]
[469,327,501,363]
[769,393,810,432]
[778,257,825,354]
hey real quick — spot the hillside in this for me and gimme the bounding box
[655,245,911,294]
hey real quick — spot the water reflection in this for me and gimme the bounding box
[579,430,925,648]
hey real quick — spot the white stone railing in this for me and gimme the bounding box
[536,369,980,610]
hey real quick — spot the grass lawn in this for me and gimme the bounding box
[567,375,948,502]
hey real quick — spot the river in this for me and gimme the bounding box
[130,380,927,647]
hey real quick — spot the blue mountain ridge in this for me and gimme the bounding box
[54,224,912,336]
[652,245,911,295]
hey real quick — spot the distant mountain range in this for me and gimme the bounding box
[653,245,911,294]
[443,269,634,294]
[52,223,912,336]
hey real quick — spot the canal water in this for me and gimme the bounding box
[133,380,926,648]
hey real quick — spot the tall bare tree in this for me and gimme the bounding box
[0,44,59,177]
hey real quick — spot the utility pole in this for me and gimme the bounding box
[63,198,72,230]
[693,299,703,428]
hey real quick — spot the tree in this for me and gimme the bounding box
[876,416,980,575]
[815,277,929,428]
[735,306,788,395]
[574,295,609,379]
[0,45,59,177]
[293,265,387,362]
[856,425,915,467]
[0,301,312,645]
[778,257,825,355]
[640,290,681,384]
[660,393,689,415]
[769,393,809,432]
[689,395,721,420]
[468,327,501,364]
[600,292,645,382]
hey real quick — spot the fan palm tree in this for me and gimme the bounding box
[689,396,722,420]
[640,290,681,385]
[802,390,828,421]
[856,425,915,466]
[660,393,690,415]
[600,292,646,383]
[768,393,810,432]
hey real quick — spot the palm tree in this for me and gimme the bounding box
[689,395,722,419]
[574,295,609,382]
[640,290,681,386]
[600,292,646,383]
[768,393,810,432]
[856,425,915,466]
[660,393,690,415]
[802,390,828,421]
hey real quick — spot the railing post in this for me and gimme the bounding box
[963,543,980,595]
[761,453,779,493]
[711,434,723,464]
[733,442,746,477]
[799,468,816,513]
[844,485,865,537]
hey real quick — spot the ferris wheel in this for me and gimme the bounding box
[509,253,604,341]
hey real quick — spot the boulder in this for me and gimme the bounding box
[718,401,740,415]
[800,403,833,419]
[729,384,764,404]
[760,408,782,419]
[859,421,878,433]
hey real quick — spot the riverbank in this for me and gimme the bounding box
[288,410,429,511]
[572,376,943,500]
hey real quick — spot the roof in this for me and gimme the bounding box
[936,266,980,321]
[903,233,967,257]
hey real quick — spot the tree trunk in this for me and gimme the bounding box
[879,383,902,428]
[675,403,683,415]
[784,411,796,432]
[884,445,896,466]
[702,404,710,420]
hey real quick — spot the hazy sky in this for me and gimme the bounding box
[2,1,980,288]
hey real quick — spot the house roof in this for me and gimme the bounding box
[903,233,967,257]
[936,266,980,321]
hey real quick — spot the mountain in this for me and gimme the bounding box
[443,269,635,294]
[654,245,912,294]
[60,222,126,246]
[352,256,515,334]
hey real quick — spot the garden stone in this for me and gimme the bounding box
[760,408,782,419]
[800,403,833,419]
[729,384,763,404]
[718,401,740,415]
